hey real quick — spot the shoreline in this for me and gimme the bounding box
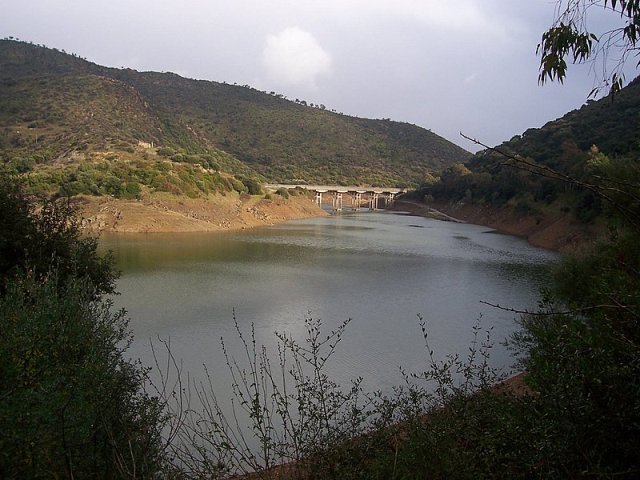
[77,192,328,235]
[77,193,599,252]
[391,200,600,252]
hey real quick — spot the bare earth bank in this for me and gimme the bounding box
[391,200,602,252]
[80,193,601,250]
[77,192,327,234]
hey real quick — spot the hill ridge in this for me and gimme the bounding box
[0,39,471,188]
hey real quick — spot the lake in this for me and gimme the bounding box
[101,211,557,393]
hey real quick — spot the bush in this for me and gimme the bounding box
[0,174,167,477]
[0,274,166,478]
[275,187,290,199]
[156,146,175,157]
[230,178,247,193]
[510,231,640,475]
[241,177,263,195]
[0,175,116,296]
[164,317,378,478]
[121,180,141,199]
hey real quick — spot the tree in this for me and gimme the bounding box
[0,274,167,478]
[0,175,116,296]
[0,173,167,477]
[538,0,640,95]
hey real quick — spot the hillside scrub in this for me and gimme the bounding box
[0,39,470,187]
[415,76,640,228]
[8,156,255,199]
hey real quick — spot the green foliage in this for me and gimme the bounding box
[509,230,640,476]
[240,176,263,195]
[0,174,116,295]
[275,186,289,198]
[538,1,640,96]
[0,174,167,477]
[0,39,470,187]
[18,158,245,198]
[0,274,165,478]
[417,77,640,224]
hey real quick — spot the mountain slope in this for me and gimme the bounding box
[0,40,470,187]
[470,76,640,173]
[418,76,640,219]
[405,76,640,249]
[105,68,468,185]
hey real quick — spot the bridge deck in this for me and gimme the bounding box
[265,184,406,194]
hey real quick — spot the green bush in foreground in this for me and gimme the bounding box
[0,274,166,478]
[0,175,116,296]
[0,173,167,478]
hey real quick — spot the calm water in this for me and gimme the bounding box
[101,211,557,392]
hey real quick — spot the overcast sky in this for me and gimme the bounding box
[1,0,633,152]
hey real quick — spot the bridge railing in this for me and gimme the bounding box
[264,184,406,212]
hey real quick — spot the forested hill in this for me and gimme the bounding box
[419,76,640,223]
[0,40,470,187]
[474,76,640,167]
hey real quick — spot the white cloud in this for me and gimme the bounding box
[464,72,479,84]
[262,27,332,88]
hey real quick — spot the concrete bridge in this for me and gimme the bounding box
[265,184,406,213]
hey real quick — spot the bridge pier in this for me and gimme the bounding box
[384,193,396,207]
[352,192,362,211]
[332,192,343,213]
[369,193,379,210]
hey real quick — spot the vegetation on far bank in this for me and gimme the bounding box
[0,39,469,188]
[409,74,640,230]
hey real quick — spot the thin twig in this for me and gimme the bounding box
[479,300,635,316]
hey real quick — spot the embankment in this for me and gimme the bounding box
[78,192,327,234]
[392,200,601,251]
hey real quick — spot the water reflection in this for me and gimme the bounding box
[101,211,557,392]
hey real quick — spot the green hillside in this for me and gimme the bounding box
[417,76,640,223]
[0,40,470,190]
